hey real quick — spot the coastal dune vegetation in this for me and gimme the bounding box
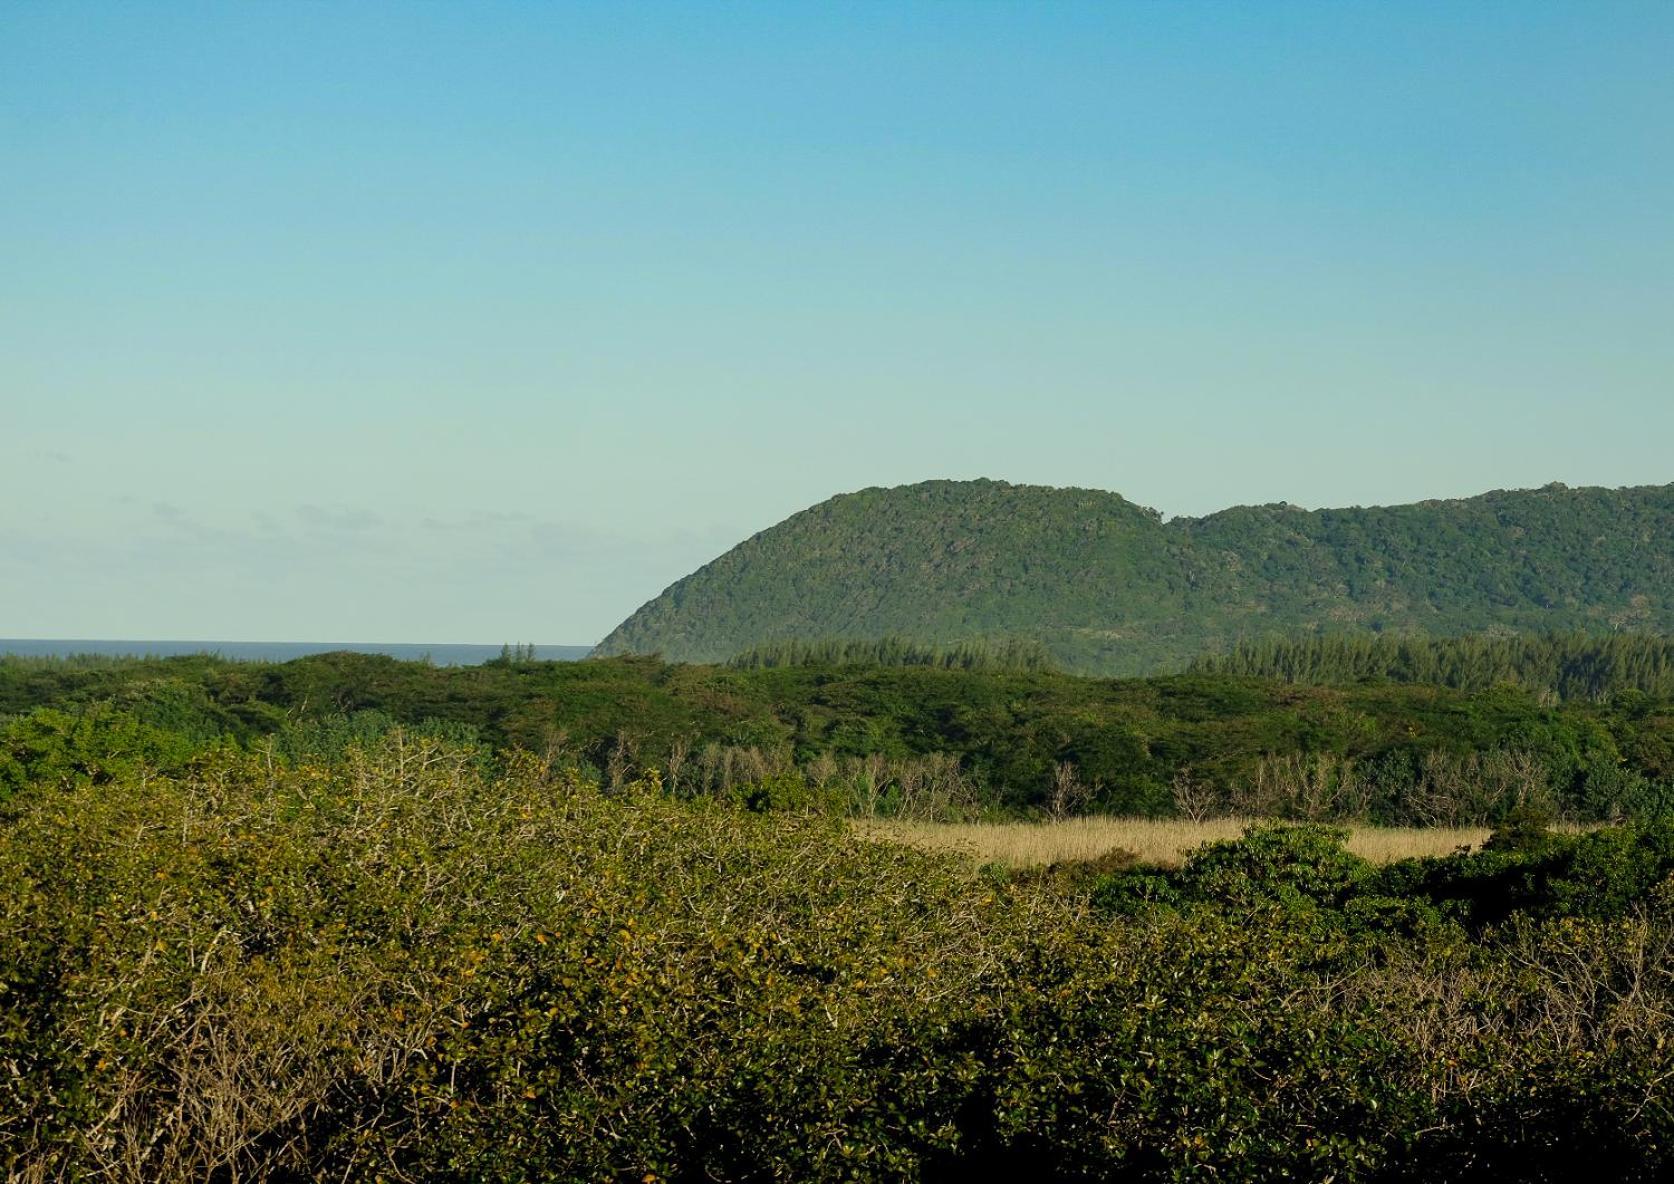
[6,640,1674,1178]
[5,633,1674,826]
[6,731,1674,1180]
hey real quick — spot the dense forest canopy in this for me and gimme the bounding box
[595,479,1674,674]
[7,644,1674,824]
[725,635,1059,672]
[1191,632,1674,700]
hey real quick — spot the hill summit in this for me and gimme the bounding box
[595,479,1674,675]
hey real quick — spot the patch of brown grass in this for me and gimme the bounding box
[855,816,1496,869]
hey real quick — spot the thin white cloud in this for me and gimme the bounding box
[295,504,384,532]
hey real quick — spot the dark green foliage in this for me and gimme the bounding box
[727,634,1059,672]
[1482,803,1562,855]
[0,705,207,802]
[1195,631,1674,701]
[1171,823,1371,911]
[1371,819,1674,929]
[730,772,850,815]
[1088,818,1674,936]
[594,478,1674,674]
[6,650,1674,822]
[272,708,489,766]
[1090,824,1389,924]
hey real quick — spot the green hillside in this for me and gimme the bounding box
[595,479,1674,674]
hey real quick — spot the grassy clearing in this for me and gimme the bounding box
[857,816,1499,868]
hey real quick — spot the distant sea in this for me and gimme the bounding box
[0,640,594,666]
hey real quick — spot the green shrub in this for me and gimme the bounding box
[1483,803,1561,855]
[4,736,1674,1180]
[0,705,203,804]
[733,772,850,815]
[1174,824,1372,912]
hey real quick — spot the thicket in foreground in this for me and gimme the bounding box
[4,736,1674,1181]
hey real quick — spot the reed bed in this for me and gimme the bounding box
[857,816,1499,868]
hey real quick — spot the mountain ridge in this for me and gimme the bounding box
[596,479,1674,674]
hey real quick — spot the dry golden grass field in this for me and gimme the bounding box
[857,817,1503,868]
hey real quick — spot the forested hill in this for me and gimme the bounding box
[595,479,1674,674]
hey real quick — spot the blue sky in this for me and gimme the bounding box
[4,2,1671,643]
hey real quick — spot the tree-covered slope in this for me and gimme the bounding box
[595,479,1674,674]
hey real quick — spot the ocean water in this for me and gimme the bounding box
[0,640,594,666]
